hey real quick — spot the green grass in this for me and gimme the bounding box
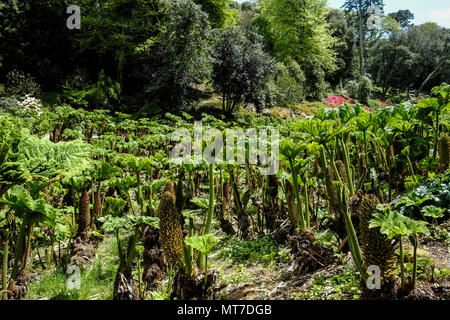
[27,236,119,300]
[293,264,361,300]
[217,236,281,264]
[293,101,327,116]
[217,264,255,286]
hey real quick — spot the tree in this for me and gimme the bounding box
[212,27,274,114]
[368,40,416,94]
[326,9,356,86]
[388,9,414,29]
[269,58,305,107]
[250,15,276,56]
[141,0,212,112]
[260,0,337,99]
[243,31,276,110]
[193,0,230,28]
[237,0,258,32]
[406,23,450,94]
[77,0,167,90]
[342,0,384,76]
[0,0,77,89]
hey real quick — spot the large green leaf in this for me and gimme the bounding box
[105,197,128,216]
[0,185,54,223]
[184,234,218,255]
[190,197,209,210]
[17,135,92,179]
[370,207,429,239]
[99,215,159,233]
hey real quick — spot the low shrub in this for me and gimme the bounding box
[5,70,41,97]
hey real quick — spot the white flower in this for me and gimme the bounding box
[19,94,43,115]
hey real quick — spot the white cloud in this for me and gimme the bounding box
[428,8,450,27]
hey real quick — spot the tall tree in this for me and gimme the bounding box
[141,0,212,111]
[406,23,450,94]
[368,40,416,94]
[212,27,274,114]
[193,0,231,28]
[260,0,337,99]
[388,9,414,29]
[342,0,384,76]
[326,9,356,85]
[0,0,77,89]
[77,0,167,89]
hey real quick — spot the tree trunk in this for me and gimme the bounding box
[77,187,91,236]
[92,186,102,228]
[358,7,365,76]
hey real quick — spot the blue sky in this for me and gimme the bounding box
[327,0,450,27]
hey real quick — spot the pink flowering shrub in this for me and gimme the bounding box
[322,95,354,108]
[323,95,386,112]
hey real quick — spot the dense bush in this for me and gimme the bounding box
[142,0,212,112]
[212,27,274,114]
[5,70,41,97]
[345,76,373,104]
[268,59,305,107]
[367,99,381,109]
[0,97,21,112]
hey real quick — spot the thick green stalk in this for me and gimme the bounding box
[320,146,327,172]
[340,138,355,196]
[125,229,139,268]
[433,111,439,160]
[244,159,250,188]
[363,131,368,165]
[399,236,405,291]
[91,181,95,208]
[204,255,208,288]
[97,182,103,217]
[63,238,72,267]
[338,186,365,278]
[183,214,194,276]
[377,141,389,173]
[204,164,215,235]
[11,219,27,280]
[137,255,143,299]
[136,171,144,215]
[148,180,153,216]
[326,147,343,185]
[127,190,137,215]
[412,234,418,290]
[199,164,215,268]
[356,168,368,191]
[183,245,192,276]
[405,152,417,184]
[344,208,365,277]
[184,217,194,276]
[303,182,310,229]
[23,222,34,274]
[289,160,306,230]
[219,168,225,219]
[2,231,9,300]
